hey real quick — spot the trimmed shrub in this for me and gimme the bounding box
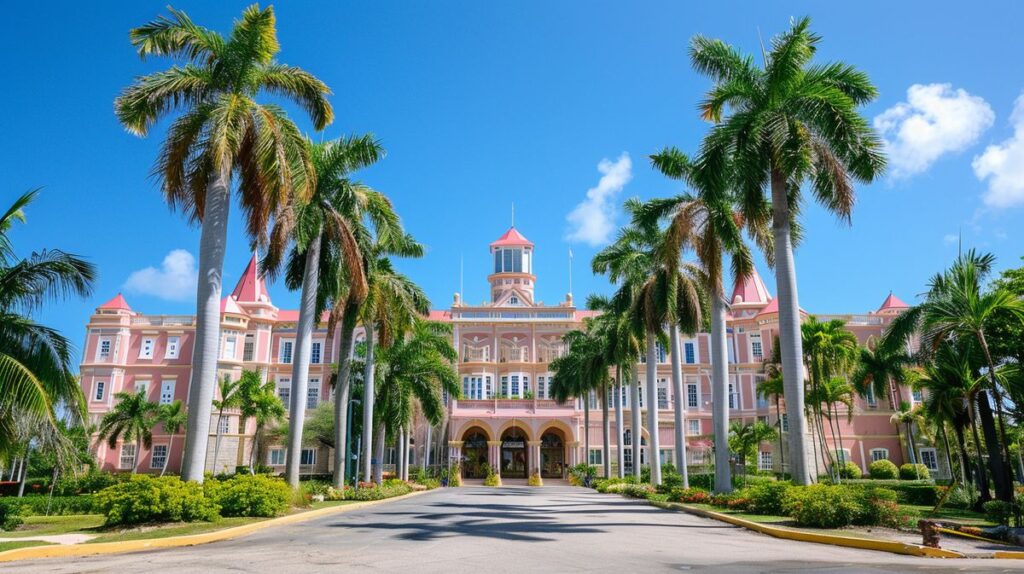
[834,461,862,480]
[207,474,291,518]
[783,484,861,528]
[54,471,124,496]
[527,473,543,487]
[983,500,1014,526]
[347,481,413,501]
[95,475,219,526]
[745,481,792,516]
[0,499,24,531]
[621,484,655,499]
[853,487,906,528]
[899,463,930,480]
[667,487,711,504]
[868,460,899,480]
[14,495,96,516]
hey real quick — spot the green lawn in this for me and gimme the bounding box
[0,540,54,553]
[902,504,994,526]
[86,517,265,544]
[1,514,105,538]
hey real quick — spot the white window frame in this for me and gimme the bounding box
[780,413,789,433]
[749,332,763,362]
[134,379,150,397]
[310,341,322,364]
[657,378,669,410]
[728,380,739,410]
[686,381,699,409]
[96,338,112,361]
[119,444,137,470]
[865,386,878,408]
[269,448,286,465]
[835,448,852,464]
[279,339,294,364]
[139,338,155,360]
[165,336,180,359]
[218,416,230,434]
[588,449,603,465]
[307,381,320,410]
[93,380,106,402]
[277,378,291,410]
[243,334,255,362]
[159,380,175,405]
[222,334,237,360]
[919,448,939,471]
[150,444,168,469]
[684,340,697,364]
[300,448,317,465]
[758,450,773,471]
[870,448,889,462]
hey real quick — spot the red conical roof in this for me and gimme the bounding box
[878,292,909,312]
[730,269,772,306]
[490,227,533,247]
[230,254,271,304]
[98,293,132,311]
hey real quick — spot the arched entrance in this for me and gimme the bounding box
[540,430,565,478]
[462,428,490,479]
[500,427,528,478]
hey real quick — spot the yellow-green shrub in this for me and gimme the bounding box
[206,474,291,518]
[95,475,219,526]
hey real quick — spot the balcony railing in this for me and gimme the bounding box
[499,347,530,363]
[131,316,196,327]
[462,348,490,363]
[453,398,576,413]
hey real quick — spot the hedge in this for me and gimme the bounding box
[10,495,97,516]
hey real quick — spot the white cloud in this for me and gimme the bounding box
[565,153,632,246]
[124,249,198,301]
[943,233,958,245]
[874,83,994,178]
[973,94,1024,208]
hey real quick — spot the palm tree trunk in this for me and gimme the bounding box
[977,390,1012,501]
[362,322,377,484]
[583,391,591,466]
[967,400,991,503]
[398,426,406,481]
[16,452,29,497]
[423,424,432,473]
[710,294,731,493]
[940,424,956,483]
[181,164,231,483]
[978,332,1015,499]
[775,396,785,473]
[614,367,625,479]
[332,307,359,489]
[630,367,641,479]
[669,324,688,487]
[373,424,385,484]
[160,435,173,477]
[601,381,611,479]
[770,167,811,486]
[953,420,972,485]
[134,437,142,475]
[212,408,225,475]
[645,333,662,486]
[905,423,917,465]
[285,231,323,488]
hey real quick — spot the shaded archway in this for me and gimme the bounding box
[461,427,490,479]
[539,429,566,478]
[500,426,528,478]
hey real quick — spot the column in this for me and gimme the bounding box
[528,440,541,476]
[448,440,463,480]
[488,441,502,476]
[568,441,579,466]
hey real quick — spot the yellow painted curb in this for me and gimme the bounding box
[994,551,1024,559]
[0,489,433,564]
[650,501,965,559]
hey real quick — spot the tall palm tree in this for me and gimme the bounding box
[115,5,332,482]
[888,250,1024,501]
[550,326,609,470]
[237,372,286,473]
[644,148,767,492]
[375,320,459,480]
[890,402,926,476]
[814,376,855,480]
[756,365,785,473]
[156,400,187,476]
[691,17,886,484]
[211,375,242,474]
[97,391,158,474]
[801,317,858,477]
[361,254,428,483]
[851,338,912,412]
[266,135,381,487]
[0,190,95,459]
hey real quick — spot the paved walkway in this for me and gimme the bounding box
[5,486,1024,573]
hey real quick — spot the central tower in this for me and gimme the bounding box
[488,226,535,305]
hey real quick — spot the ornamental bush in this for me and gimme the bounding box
[14,495,97,516]
[54,470,124,496]
[95,475,219,526]
[347,481,414,501]
[868,459,899,480]
[621,484,655,499]
[834,461,862,479]
[0,499,24,531]
[899,464,930,480]
[206,474,291,518]
[667,487,710,504]
[853,487,905,528]
[983,500,1015,526]
[745,481,792,516]
[783,484,860,528]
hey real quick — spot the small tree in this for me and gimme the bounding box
[98,391,158,474]
[728,420,778,482]
[156,400,187,476]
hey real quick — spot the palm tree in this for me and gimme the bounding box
[851,338,912,414]
[691,17,886,484]
[266,135,382,487]
[211,375,242,474]
[361,254,429,483]
[550,326,610,470]
[728,420,778,484]
[890,402,927,477]
[115,5,332,482]
[644,148,767,492]
[0,190,96,460]
[237,372,286,473]
[815,376,855,481]
[756,367,785,473]
[801,317,858,478]
[97,391,158,474]
[375,320,459,480]
[888,250,1024,501]
[156,400,187,476]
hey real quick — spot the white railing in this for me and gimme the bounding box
[131,316,196,326]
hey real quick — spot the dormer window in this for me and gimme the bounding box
[509,296,519,305]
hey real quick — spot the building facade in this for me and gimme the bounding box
[79,227,946,480]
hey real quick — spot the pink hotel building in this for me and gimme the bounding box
[79,227,947,481]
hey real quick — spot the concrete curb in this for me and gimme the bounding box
[650,500,965,559]
[0,489,432,564]
[993,551,1024,559]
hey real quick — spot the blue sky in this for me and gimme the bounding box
[3,2,1023,361]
